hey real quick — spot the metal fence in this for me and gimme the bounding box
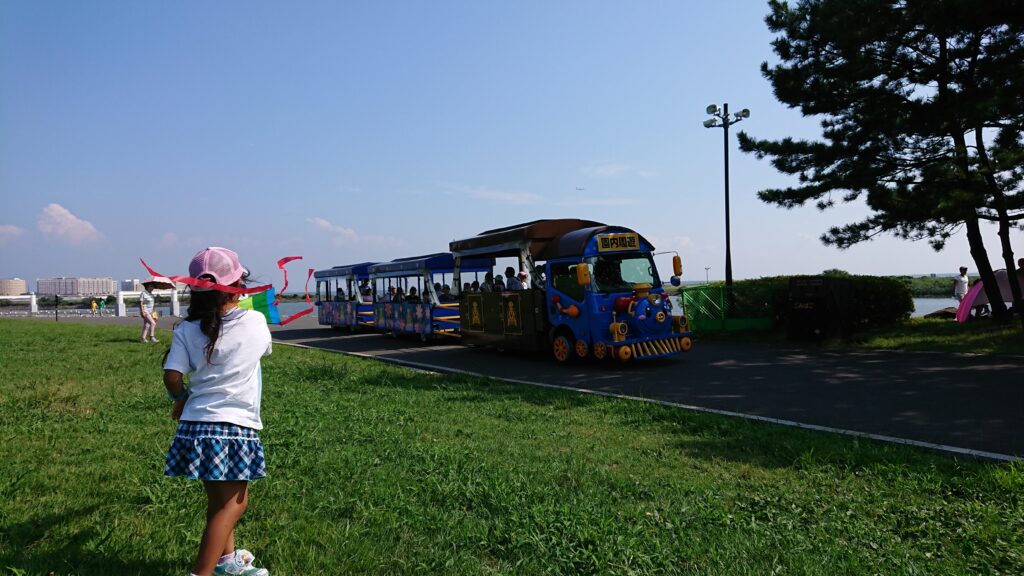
[680,284,776,332]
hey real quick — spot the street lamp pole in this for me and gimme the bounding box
[704,103,749,288]
[704,266,711,285]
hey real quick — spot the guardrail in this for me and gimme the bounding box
[0,290,185,318]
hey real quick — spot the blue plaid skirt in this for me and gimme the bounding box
[165,421,266,481]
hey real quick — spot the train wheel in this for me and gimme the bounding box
[552,335,572,363]
[592,341,608,360]
[679,337,692,352]
[616,344,633,362]
[574,339,589,358]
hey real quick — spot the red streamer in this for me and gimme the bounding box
[274,256,303,305]
[139,259,272,295]
[279,267,315,326]
[141,255,315,325]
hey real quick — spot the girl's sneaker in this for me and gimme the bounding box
[213,549,268,576]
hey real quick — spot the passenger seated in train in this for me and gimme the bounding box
[470,280,480,292]
[512,270,529,290]
[406,286,421,303]
[480,272,493,292]
[504,267,519,291]
[357,279,372,302]
[392,287,405,302]
[440,285,453,302]
[493,275,504,293]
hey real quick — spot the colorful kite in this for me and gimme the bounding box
[238,287,282,324]
[140,256,314,325]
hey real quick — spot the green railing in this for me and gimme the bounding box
[679,284,776,332]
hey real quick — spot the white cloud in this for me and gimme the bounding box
[442,183,544,205]
[649,235,696,252]
[582,162,657,179]
[0,224,24,245]
[307,217,403,248]
[160,232,178,248]
[36,204,103,245]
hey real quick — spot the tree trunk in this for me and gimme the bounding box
[940,37,1007,318]
[974,129,1024,328]
[963,214,1009,318]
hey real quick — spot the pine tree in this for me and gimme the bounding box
[738,0,1024,320]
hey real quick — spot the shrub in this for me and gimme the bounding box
[726,274,913,331]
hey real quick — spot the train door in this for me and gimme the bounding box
[546,260,590,361]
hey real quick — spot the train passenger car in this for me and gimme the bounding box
[450,219,693,362]
[369,253,493,341]
[313,262,377,330]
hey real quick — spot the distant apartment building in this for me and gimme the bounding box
[0,278,29,296]
[36,277,117,296]
[121,279,144,292]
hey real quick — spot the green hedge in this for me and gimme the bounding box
[722,274,913,330]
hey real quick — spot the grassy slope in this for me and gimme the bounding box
[694,318,1024,356]
[852,317,1024,355]
[0,320,1021,575]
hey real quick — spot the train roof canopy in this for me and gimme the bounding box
[539,225,654,260]
[313,261,378,279]
[449,218,606,258]
[369,253,494,277]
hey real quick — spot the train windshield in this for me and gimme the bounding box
[587,254,659,294]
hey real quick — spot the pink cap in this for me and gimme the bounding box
[188,247,246,291]
[518,270,529,279]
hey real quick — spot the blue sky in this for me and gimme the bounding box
[1,1,1016,287]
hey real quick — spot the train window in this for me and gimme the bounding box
[588,254,659,293]
[549,262,585,301]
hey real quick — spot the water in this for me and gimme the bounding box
[157,301,312,317]
[912,297,956,317]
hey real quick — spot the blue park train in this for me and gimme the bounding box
[313,219,693,362]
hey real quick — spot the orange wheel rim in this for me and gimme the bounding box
[593,341,607,359]
[575,339,588,358]
[553,337,570,361]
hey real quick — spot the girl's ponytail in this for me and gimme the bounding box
[186,288,234,363]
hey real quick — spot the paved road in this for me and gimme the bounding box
[269,317,1024,458]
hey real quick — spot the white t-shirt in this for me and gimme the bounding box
[139,290,155,312]
[953,273,969,297]
[164,308,272,430]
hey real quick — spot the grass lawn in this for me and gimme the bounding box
[1,319,1022,575]
[693,317,1024,356]
[852,317,1024,355]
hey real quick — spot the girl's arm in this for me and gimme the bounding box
[164,370,188,420]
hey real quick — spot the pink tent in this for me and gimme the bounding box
[956,269,1024,323]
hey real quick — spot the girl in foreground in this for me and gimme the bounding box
[162,247,272,576]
